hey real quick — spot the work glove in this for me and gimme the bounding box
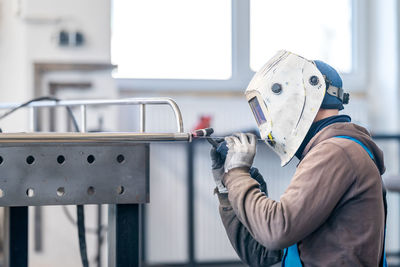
[249,167,268,196]
[224,133,256,173]
[210,140,228,193]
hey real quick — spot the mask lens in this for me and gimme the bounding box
[249,97,267,125]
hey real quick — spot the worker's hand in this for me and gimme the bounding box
[249,167,268,196]
[210,141,228,193]
[224,133,256,173]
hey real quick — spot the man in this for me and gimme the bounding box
[211,51,387,266]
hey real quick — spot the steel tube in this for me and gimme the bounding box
[164,98,184,133]
[139,104,145,133]
[0,132,191,143]
[0,98,184,133]
[0,98,177,108]
[29,107,36,132]
[80,105,87,133]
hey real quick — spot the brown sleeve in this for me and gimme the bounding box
[223,142,356,249]
[217,192,283,266]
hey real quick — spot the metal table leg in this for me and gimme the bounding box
[109,204,140,267]
[4,206,28,267]
[187,142,195,266]
[116,204,140,267]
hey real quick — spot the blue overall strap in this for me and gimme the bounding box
[282,244,302,267]
[334,136,374,159]
[282,135,387,267]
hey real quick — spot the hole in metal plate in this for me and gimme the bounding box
[87,186,95,195]
[57,187,65,197]
[116,154,125,163]
[117,186,125,195]
[87,155,95,164]
[57,155,65,164]
[26,155,35,165]
[26,188,35,197]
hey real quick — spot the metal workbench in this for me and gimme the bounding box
[0,98,191,267]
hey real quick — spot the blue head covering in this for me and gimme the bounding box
[314,60,345,110]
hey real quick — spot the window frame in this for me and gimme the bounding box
[115,0,366,93]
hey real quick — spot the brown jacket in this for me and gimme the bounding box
[218,123,386,266]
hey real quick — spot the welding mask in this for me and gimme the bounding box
[245,51,327,166]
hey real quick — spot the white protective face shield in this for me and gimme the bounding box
[245,51,326,166]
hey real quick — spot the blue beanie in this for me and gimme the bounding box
[314,60,345,110]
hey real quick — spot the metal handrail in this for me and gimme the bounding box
[0,97,185,134]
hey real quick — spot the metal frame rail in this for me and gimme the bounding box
[0,97,187,137]
[0,97,190,267]
[144,134,400,267]
[373,134,400,267]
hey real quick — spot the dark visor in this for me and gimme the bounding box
[249,97,267,125]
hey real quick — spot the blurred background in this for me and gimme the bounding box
[0,0,398,266]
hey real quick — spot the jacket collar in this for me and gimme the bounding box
[295,115,351,159]
[300,122,385,174]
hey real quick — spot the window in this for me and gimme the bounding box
[250,0,352,73]
[111,0,232,79]
[113,0,362,92]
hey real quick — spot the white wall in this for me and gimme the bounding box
[0,1,116,266]
[0,0,29,131]
[367,0,400,255]
[0,0,115,131]
[367,0,399,133]
[23,0,111,63]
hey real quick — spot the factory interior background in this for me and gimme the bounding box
[0,0,398,266]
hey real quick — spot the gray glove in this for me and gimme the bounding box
[210,144,228,193]
[224,133,256,173]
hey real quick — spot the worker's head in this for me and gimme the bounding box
[245,50,349,166]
